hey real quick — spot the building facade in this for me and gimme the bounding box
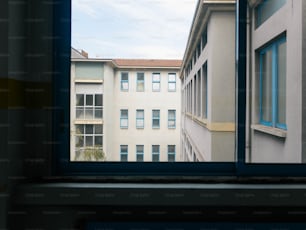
[246,0,306,163]
[180,0,236,162]
[70,48,181,162]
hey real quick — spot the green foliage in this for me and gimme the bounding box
[75,146,107,161]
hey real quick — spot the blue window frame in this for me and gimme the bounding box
[120,72,129,91]
[136,72,145,92]
[120,145,128,162]
[136,109,144,129]
[168,110,176,129]
[167,145,176,162]
[168,73,176,92]
[255,0,286,28]
[152,73,160,92]
[120,109,128,129]
[259,36,286,130]
[152,145,160,162]
[136,145,144,162]
[152,110,160,129]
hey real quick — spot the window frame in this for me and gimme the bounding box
[136,145,144,162]
[120,109,128,129]
[152,73,161,92]
[167,145,176,162]
[55,0,306,177]
[259,36,287,130]
[168,110,176,129]
[152,145,160,162]
[120,72,129,92]
[136,109,144,129]
[120,145,128,162]
[152,109,160,129]
[136,72,145,92]
[168,73,176,92]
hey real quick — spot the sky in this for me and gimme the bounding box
[71,0,197,59]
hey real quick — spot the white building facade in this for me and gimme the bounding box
[70,48,182,162]
[180,0,236,162]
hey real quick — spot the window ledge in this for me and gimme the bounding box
[251,124,287,138]
[75,79,103,84]
[194,117,207,127]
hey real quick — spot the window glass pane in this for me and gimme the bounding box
[85,136,93,146]
[137,73,144,81]
[168,83,176,91]
[121,110,128,117]
[94,125,103,134]
[136,154,144,162]
[168,145,175,153]
[168,110,175,119]
[121,154,128,162]
[261,49,273,123]
[121,82,129,90]
[76,108,84,119]
[95,136,103,146]
[152,154,159,162]
[152,83,160,91]
[75,136,84,147]
[136,119,144,127]
[95,94,102,106]
[277,41,286,125]
[153,119,160,127]
[152,145,159,153]
[95,108,102,119]
[85,108,94,119]
[136,110,144,118]
[169,73,176,82]
[75,125,84,134]
[76,94,84,106]
[152,73,160,81]
[86,95,93,106]
[136,145,144,153]
[85,125,94,134]
[256,0,286,27]
[121,145,128,153]
[121,73,128,81]
[137,82,144,91]
[153,110,160,117]
[120,119,128,128]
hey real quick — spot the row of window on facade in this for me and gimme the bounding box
[182,132,199,162]
[120,72,176,92]
[120,144,176,162]
[185,62,207,120]
[120,109,176,129]
[185,27,207,77]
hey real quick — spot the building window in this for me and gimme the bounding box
[136,145,144,162]
[152,73,160,92]
[194,74,197,115]
[121,72,129,91]
[201,27,207,50]
[255,0,286,28]
[152,110,160,129]
[168,110,176,129]
[167,145,176,162]
[152,145,160,162]
[76,94,103,119]
[168,73,176,92]
[202,62,207,119]
[259,36,286,129]
[136,109,144,129]
[75,124,103,160]
[120,109,128,129]
[197,69,201,117]
[137,72,145,92]
[120,145,128,162]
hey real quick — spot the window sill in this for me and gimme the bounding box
[194,117,207,127]
[75,79,103,84]
[251,124,287,138]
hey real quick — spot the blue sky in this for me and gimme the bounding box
[72,0,197,59]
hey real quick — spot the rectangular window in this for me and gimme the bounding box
[197,69,201,117]
[201,27,207,50]
[75,124,103,161]
[136,145,144,162]
[152,145,160,162]
[256,0,286,27]
[194,74,197,115]
[152,110,160,129]
[167,145,176,162]
[120,145,128,162]
[76,94,103,119]
[168,110,176,129]
[121,72,129,91]
[202,63,207,119]
[259,36,286,129]
[120,109,128,129]
[168,73,176,92]
[152,73,160,92]
[136,109,144,129]
[137,72,145,92]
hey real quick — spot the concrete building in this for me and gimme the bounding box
[70,48,182,162]
[246,0,306,163]
[180,0,236,162]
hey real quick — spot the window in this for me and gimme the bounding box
[121,72,129,91]
[152,145,160,162]
[197,69,201,117]
[201,27,207,50]
[136,145,144,162]
[259,36,286,129]
[167,145,176,162]
[202,63,207,119]
[120,109,128,129]
[137,72,145,92]
[120,145,128,162]
[152,110,160,128]
[76,94,103,119]
[168,73,176,91]
[152,73,160,92]
[75,124,103,161]
[136,109,144,129]
[256,0,286,27]
[168,110,176,129]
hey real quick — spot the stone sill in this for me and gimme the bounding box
[251,124,287,138]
